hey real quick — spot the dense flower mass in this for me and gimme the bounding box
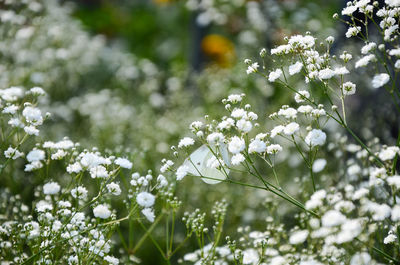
[1,0,400,264]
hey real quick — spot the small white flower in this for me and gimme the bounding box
[141,208,155,222]
[4,146,23,159]
[104,255,119,265]
[27,149,45,162]
[379,146,399,161]
[231,153,245,165]
[284,122,299,135]
[43,182,60,195]
[322,210,346,227]
[114,157,132,169]
[267,144,282,154]
[345,26,361,38]
[289,230,309,244]
[312,159,327,173]
[342,81,356,95]
[270,125,285,138]
[355,54,376,68]
[294,90,310,103]
[71,186,88,200]
[246,62,259,74]
[90,165,109,179]
[207,132,225,144]
[305,129,326,147]
[136,192,155,208]
[384,233,397,244]
[93,204,111,219]
[24,125,39,136]
[289,61,303,75]
[228,136,245,154]
[268,69,283,82]
[248,139,267,154]
[178,137,195,148]
[372,73,390,88]
[318,68,336,80]
[106,182,121,196]
[236,119,253,133]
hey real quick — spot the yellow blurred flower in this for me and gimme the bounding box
[201,34,235,68]
[153,0,173,5]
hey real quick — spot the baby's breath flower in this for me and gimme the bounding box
[93,204,111,219]
[136,192,155,208]
[43,182,60,195]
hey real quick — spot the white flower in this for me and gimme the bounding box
[248,139,267,153]
[312,159,327,173]
[395,60,400,69]
[355,54,376,68]
[391,205,400,221]
[379,146,399,161]
[93,204,111,219]
[27,149,45,162]
[136,192,155,208]
[22,106,43,125]
[267,144,282,154]
[43,182,60,195]
[24,125,39,136]
[228,136,245,154]
[270,125,285,138]
[340,52,353,62]
[71,186,88,200]
[268,69,283,82]
[289,230,309,244]
[384,233,397,244]
[387,175,400,189]
[207,132,225,144]
[80,152,109,168]
[178,137,195,148]
[114,157,132,169]
[288,35,315,49]
[298,105,313,114]
[361,42,376,54]
[334,66,349,75]
[318,68,335,80]
[231,153,245,165]
[294,90,310,103]
[342,5,357,16]
[246,62,259,74]
[67,162,82,174]
[236,119,253,133]
[305,129,326,147]
[342,81,356,95]
[278,107,297,119]
[4,146,23,159]
[284,122,299,135]
[227,94,243,103]
[372,73,390,88]
[322,210,346,227]
[176,165,189,181]
[242,248,259,264]
[141,208,155,222]
[90,165,109,179]
[231,108,247,119]
[345,26,361,38]
[335,219,362,243]
[3,104,19,114]
[30,87,46,96]
[350,252,371,265]
[289,61,303,75]
[106,182,121,196]
[104,255,119,265]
